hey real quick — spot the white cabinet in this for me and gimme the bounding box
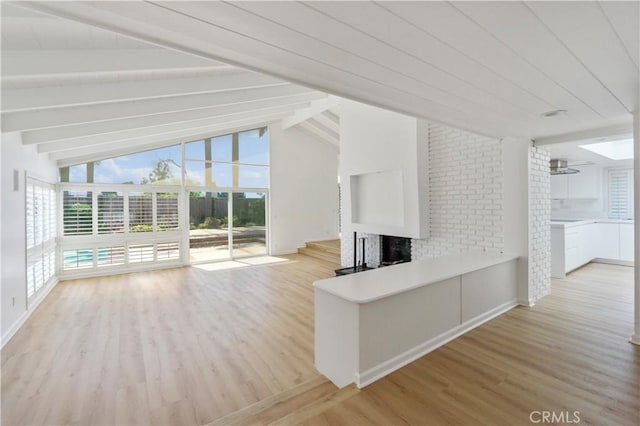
[551,224,591,278]
[550,221,637,278]
[619,223,634,261]
[564,228,581,272]
[552,221,634,278]
[593,223,620,259]
[550,165,600,200]
[550,175,568,199]
[567,165,600,199]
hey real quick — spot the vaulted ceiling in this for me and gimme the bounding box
[1,3,330,166]
[2,1,639,164]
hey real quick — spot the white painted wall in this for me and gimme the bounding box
[503,137,531,304]
[1,132,58,343]
[268,123,339,255]
[339,100,428,241]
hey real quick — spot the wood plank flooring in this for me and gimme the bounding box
[303,262,640,425]
[1,254,338,426]
[2,258,638,425]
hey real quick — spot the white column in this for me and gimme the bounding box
[632,110,640,345]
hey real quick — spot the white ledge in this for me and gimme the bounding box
[314,251,519,304]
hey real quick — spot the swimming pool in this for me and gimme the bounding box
[63,248,110,266]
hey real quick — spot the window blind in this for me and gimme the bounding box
[608,169,633,219]
[26,177,57,302]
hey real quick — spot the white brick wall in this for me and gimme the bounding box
[340,231,379,268]
[341,123,504,265]
[411,123,504,259]
[529,146,551,302]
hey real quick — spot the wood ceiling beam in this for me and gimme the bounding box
[298,120,339,148]
[54,114,287,166]
[313,111,340,135]
[13,0,518,138]
[281,96,338,130]
[2,85,322,132]
[22,95,320,145]
[3,69,289,112]
[38,103,313,154]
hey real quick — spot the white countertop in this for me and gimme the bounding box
[314,252,519,304]
[550,218,634,228]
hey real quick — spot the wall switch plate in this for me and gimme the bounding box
[13,170,19,191]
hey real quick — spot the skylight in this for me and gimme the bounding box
[579,139,634,160]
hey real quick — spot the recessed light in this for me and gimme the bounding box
[541,109,567,117]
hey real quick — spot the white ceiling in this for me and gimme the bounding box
[547,138,634,169]
[1,1,639,164]
[0,2,330,166]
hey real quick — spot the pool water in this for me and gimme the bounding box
[64,249,110,265]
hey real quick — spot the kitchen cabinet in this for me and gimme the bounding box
[593,223,620,259]
[551,221,634,278]
[550,175,568,199]
[567,165,600,199]
[550,165,600,200]
[619,223,634,261]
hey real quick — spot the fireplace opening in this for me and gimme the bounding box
[379,235,411,267]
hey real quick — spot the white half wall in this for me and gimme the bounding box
[268,123,339,255]
[1,132,59,343]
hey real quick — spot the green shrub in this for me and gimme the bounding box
[220,216,241,228]
[130,224,153,232]
[198,216,221,229]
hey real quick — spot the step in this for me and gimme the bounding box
[297,246,341,264]
[305,240,341,256]
[269,383,360,425]
[206,376,338,426]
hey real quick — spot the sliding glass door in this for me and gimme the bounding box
[189,191,230,262]
[231,192,267,258]
[188,191,267,262]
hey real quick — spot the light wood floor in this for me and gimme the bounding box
[2,259,639,425]
[1,254,337,425]
[302,262,640,425]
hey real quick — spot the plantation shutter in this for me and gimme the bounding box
[25,177,57,303]
[608,169,633,219]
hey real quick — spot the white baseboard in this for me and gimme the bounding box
[518,298,536,307]
[592,258,634,267]
[355,299,518,388]
[58,261,183,281]
[1,278,60,349]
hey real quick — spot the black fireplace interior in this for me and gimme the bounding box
[380,235,412,266]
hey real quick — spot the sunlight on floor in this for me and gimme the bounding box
[193,256,289,271]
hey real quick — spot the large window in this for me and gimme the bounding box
[184,128,269,189]
[58,126,269,274]
[61,145,182,185]
[185,128,269,262]
[26,177,56,302]
[60,188,182,273]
